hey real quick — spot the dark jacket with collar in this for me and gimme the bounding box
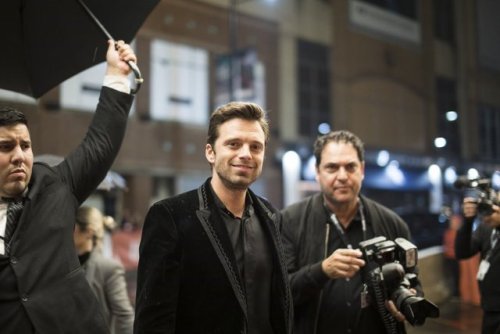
[134,178,293,334]
[455,217,500,311]
[0,87,132,334]
[281,193,417,334]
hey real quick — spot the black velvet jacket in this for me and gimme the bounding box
[134,178,293,334]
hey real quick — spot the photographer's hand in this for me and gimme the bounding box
[462,197,478,218]
[386,300,406,322]
[321,248,365,279]
[481,203,500,228]
[385,288,417,323]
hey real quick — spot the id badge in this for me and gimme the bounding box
[360,284,370,309]
[477,259,491,281]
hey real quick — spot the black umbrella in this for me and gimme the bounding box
[0,0,159,98]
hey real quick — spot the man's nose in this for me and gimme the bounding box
[11,145,25,164]
[238,145,252,159]
[337,167,348,179]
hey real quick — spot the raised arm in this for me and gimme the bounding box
[55,41,136,203]
[455,198,483,259]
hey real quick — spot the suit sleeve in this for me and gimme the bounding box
[57,87,133,204]
[455,216,482,259]
[134,202,180,334]
[104,260,134,334]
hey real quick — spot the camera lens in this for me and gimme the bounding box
[393,290,440,326]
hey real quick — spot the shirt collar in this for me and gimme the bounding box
[1,188,29,204]
[209,184,253,219]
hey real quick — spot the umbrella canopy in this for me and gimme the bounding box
[34,154,127,191]
[0,0,159,98]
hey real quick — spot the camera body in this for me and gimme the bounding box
[359,236,439,328]
[454,176,499,216]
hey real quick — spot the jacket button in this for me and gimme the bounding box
[10,257,18,264]
[21,295,28,302]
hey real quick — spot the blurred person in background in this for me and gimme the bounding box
[455,195,500,333]
[281,130,423,334]
[74,205,134,334]
[100,214,118,258]
[442,213,461,298]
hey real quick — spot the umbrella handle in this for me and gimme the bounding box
[127,60,143,95]
[113,41,143,95]
[76,0,144,94]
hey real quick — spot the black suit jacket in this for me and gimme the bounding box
[134,179,293,334]
[0,87,132,334]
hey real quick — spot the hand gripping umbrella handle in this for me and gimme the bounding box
[77,0,143,94]
[113,42,143,95]
[126,59,144,95]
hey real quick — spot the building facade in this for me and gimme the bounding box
[1,0,500,240]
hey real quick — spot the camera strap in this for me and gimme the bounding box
[329,199,367,249]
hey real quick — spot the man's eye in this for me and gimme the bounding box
[0,144,13,151]
[251,145,263,152]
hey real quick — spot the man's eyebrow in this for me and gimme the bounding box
[322,161,358,167]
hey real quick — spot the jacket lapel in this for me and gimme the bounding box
[195,181,248,319]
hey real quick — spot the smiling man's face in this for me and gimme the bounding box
[205,118,266,191]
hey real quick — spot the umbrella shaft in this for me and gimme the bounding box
[76,0,143,94]
[76,0,114,40]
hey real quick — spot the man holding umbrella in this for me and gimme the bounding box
[0,40,136,333]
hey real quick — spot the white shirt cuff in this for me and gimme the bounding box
[103,75,131,94]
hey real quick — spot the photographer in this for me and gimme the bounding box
[455,194,500,334]
[281,130,424,334]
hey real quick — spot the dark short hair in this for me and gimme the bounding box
[206,102,269,147]
[0,106,28,127]
[314,130,365,167]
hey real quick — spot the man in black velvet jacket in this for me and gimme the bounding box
[134,102,292,334]
[0,40,136,334]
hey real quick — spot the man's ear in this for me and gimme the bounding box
[205,144,215,164]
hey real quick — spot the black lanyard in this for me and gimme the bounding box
[329,199,367,249]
